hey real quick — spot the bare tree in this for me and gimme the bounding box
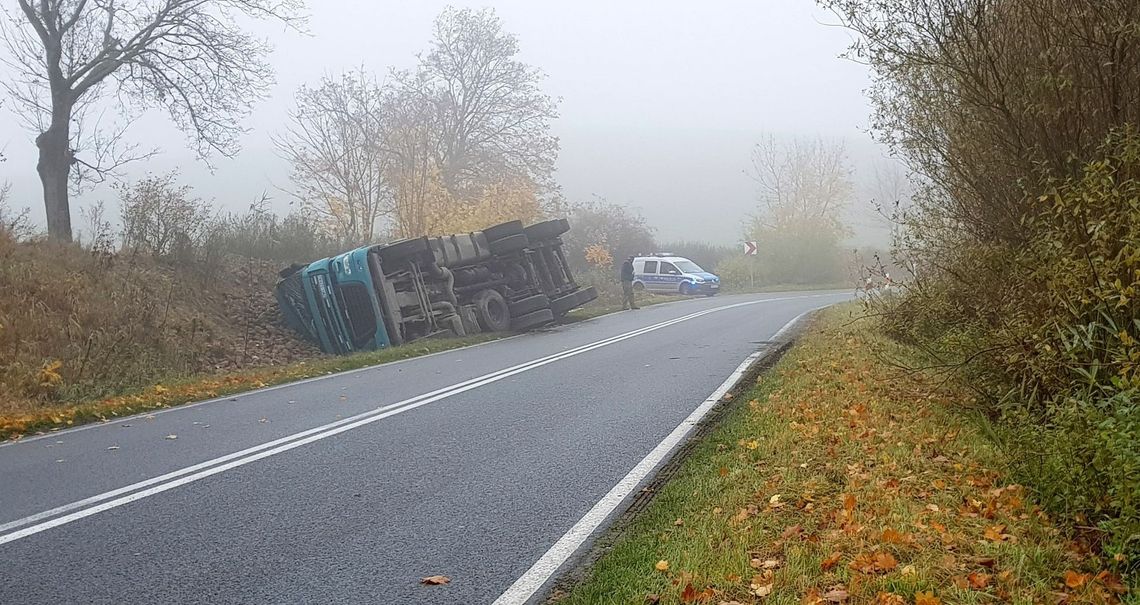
[397,6,559,198]
[275,70,388,243]
[1,0,306,241]
[748,135,852,232]
[746,136,853,284]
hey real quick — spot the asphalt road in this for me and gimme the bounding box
[0,291,850,604]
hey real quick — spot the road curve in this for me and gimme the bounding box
[0,291,850,604]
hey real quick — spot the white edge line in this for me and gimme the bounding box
[491,305,830,605]
[0,296,837,544]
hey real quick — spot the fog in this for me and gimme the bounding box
[0,0,891,246]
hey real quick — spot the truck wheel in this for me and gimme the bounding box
[511,308,554,331]
[489,233,529,255]
[523,218,570,242]
[473,289,512,332]
[278,263,304,279]
[378,237,431,266]
[508,294,550,317]
[550,286,598,317]
[483,220,525,242]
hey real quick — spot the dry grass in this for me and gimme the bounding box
[0,232,318,424]
[556,306,1130,604]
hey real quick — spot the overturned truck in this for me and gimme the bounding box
[275,218,598,354]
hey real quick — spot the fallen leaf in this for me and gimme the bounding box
[782,525,803,539]
[754,583,773,598]
[901,565,916,576]
[1094,571,1128,594]
[680,583,699,603]
[822,587,849,603]
[873,552,898,572]
[655,560,670,572]
[967,572,991,590]
[876,593,905,605]
[983,525,1007,542]
[802,588,824,605]
[769,494,782,505]
[420,575,450,585]
[882,528,908,544]
[725,573,742,583]
[712,507,723,515]
[719,466,729,477]
[645,595,661,605]
[821,552,842,571]
[746,440,760,450]
[674,518,685,526]
[1063,570,1088,589]
[914,591,940,605]
[849,553,876,574]
[844,494,856,512]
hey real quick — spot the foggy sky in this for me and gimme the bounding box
[0,0,892,247]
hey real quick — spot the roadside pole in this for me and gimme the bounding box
[743,241,758,289]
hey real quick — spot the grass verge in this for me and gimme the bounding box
[0,333,500,441]
[554,305,1129,605]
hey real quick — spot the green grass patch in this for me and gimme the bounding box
[555,305,1126,605]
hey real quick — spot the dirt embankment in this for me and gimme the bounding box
[0,234,321,414]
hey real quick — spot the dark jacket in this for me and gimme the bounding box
[620,259,635,282]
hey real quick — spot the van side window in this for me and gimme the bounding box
[659,262,680,275]
[643,260,658,273]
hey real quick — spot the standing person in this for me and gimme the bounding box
[620,256,639,310]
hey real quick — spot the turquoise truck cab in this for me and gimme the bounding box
[276,247,393,355]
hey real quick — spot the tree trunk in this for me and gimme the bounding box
[37,102,74,242]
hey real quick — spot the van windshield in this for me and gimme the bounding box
[675,260,704,273]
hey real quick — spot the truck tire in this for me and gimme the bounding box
[511,308,554,331]
[378,237,430,266]
[523,218,570,242]
[489,233,529,255]
[278,263,304,279]
[473,289,511,332]
[508,294,550,317]
[550,286,598,317]
[483,220,525,243]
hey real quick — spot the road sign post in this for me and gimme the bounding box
[743,242,758,289]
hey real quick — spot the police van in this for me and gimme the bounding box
[632,254,720,296]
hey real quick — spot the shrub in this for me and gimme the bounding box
[882,132,1140,569]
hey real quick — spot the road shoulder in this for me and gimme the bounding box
[548,305,1122,605]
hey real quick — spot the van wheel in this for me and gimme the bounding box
[473,289,511,332]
